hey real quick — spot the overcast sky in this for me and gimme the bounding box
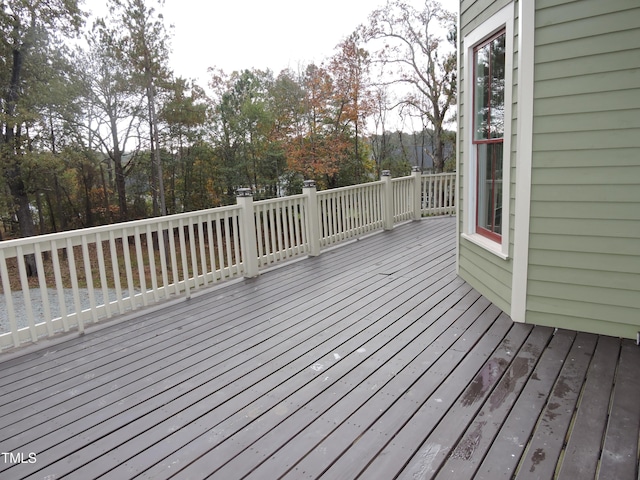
[85,0,459,86]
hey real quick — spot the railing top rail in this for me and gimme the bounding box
[0,204,242,250]
[253,194,307,207]
[316,180,384,197]
[422,172,456,177]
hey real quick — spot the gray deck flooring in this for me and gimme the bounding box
[0,216,638,480]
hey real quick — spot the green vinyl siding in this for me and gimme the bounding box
[530,200,640,221]
[528,264,639,293]
[528,250,640,276]
[458,255,511,313]
[533,111,640,135]
[528,0,640,338]
[536,4,640,42]
[535,29,640,64]
[532,148,639,168]
[536,91,640,118]
[533,129,640,151]
[535,50,640,81]
[458,0,517,316]
[528,279,639,309]
[531,184,639,203]
[461,0,513,33]
[529,233,640,257]
[525,312,636,339]
[532,165,640,186]
[527,295,638,325]
[534,72,640,100]
[529,217,639,239]
[535,0,638,20]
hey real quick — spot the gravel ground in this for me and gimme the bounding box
[0,288,133,333]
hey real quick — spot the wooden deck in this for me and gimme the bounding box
[0,216,638,480]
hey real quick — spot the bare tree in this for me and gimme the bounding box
[369,85,394,176]
[109,0,172,218]
[78,21,146,221]
[361,0,456,172]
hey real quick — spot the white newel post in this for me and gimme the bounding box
[412,166,422,220]
[303,180,321,257]
[381,170,393,231]
[237,188,259,278]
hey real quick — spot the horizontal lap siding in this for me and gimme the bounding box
[528,0,640,337]
[458,0,517,316]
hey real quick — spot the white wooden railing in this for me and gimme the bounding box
[422,172,456,216]
[392,176,415,223]
[0,170,455,351]
[252,193,310,268]
[317,181,385,248]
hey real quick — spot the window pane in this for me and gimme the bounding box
[490,34,506,138]
[474,44,490,140]
[477,142,503,235]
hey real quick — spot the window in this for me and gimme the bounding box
[462,3,513,259]
[473,31,506,242]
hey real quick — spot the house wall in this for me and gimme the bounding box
[458,0,640,339]
[526,0,640,338]
[458,0,517,315]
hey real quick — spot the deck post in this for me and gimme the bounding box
[381,170,394,230]
[236,188,259,278]
[303,180,321,257]
[412,166,422,220]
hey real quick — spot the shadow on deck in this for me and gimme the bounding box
[1,217,638,480]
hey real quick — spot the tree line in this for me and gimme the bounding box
[0,0,456,246]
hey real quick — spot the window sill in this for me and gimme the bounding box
[461,233,509,260]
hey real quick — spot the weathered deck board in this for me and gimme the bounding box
[394,322,537,480]
[1,222,454,440]
[514,332,598,480]
[556,335,621,480]
[472,329,577,480]
[0,216,638,480]
[598,341,640,480]
[433,325,556,480]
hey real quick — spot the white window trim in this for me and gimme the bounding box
[462,3,514,260]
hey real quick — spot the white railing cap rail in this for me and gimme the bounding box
[428,172,456,177]
[316,180,384,196]
[254,194,307,207]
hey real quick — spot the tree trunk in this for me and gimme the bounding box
[7,174,37,275]
[109,112,128,220]
[83,172,94,227]
[35,191,46,234]
[3,44,37,275]
[99,163,111,222]
[146,79,165,218]
[114,155,128,220]
[433,123,445,173]
[45,192,57,233]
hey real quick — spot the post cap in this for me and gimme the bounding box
[303,180,316,188]
[381,170,391,177]
[236,187,253,197]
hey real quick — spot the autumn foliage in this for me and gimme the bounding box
[0,0,455,243]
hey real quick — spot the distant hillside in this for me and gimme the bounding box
[368,130,456,172]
